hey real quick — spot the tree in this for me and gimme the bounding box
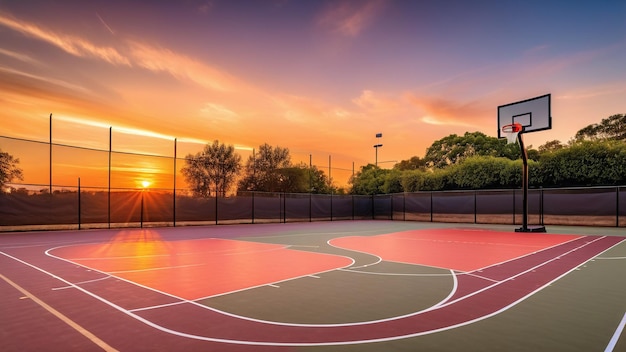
[349,164,389,195]
[446,156,520,189]
[307,164,333,194]
[238,144,291,192]
[401,170,426,192]
[394,156,427,171]
[575,114,626,141]
[536,140,626,187]
[0,148,23,192]
[424,131,514,168]
[381,169,403,193]
[538,140,565,154]
[270,164,334,194]
[181,140,241,197]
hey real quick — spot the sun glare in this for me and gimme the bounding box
[141,180,151,188]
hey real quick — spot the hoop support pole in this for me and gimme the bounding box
[515,132,546,233]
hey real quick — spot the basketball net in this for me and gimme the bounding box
[502,123,523,144]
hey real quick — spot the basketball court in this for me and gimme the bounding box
[1,221,625,351]
[2,96,625,351]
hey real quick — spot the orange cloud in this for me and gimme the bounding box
[352,89,400,113]
[199,102,239,125]
[0,12,130,66]
[0,48,41,65]
[0,66,90,94]
[127,41,240,92]
[405,93,490,128]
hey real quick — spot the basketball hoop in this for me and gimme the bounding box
[502,123,523,144]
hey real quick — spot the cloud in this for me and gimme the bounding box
[0,66,90,93]
[0,12,248,94]
[352,89,399,112]
[405,94,488,128]
[96,12,115,35]
[558,83,626,100]
[316,0,387,37]
[0,48,41,65]
[200,102,238,123]
[0,13,130,66]
[128,41,240,92]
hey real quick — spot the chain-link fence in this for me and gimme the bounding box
[1,182,623,230]
[0,120,368,230]
[2,123,624,230]
[380,187,625,227]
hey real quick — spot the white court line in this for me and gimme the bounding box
[109,263,205,274]
[326,238,382,269]
[53,275,113,290]
[339,268,454,277]
[130,301,187,313]
[459,272,500,283]
[465,235,587,275]
[2,235,617,347]
[0,272,119,352]
[605,312,626,352]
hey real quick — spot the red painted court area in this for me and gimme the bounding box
[50,229,587,304]
[50,238,353,300]
[330,228,582,271]
[2,225,623,350]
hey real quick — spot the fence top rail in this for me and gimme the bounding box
[384,185,626,197]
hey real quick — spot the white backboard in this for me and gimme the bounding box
[497,94,551,138]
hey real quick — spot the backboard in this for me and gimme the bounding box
[497,94,551,138]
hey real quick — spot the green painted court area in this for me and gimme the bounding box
[1,221,625,351]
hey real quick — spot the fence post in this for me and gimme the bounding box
[430,191,433,222]
[108,127,112,229]
[474,190,477,224]
[617,186,620,227]
[49,113,52,195]
[539,186,544,226]
[78,177,81,230]
[173,138,177,227]
[352,194,355,220]
[329,155,333,221]
[403,193,406,221]
[251,192,255,224]
[140,190,144,228]
[309,154,312,222]
[282,193,286,223]
[512,188,516,225]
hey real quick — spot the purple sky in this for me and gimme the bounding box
[1,0,625,186]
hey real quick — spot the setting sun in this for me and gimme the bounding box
[141,180,151,188]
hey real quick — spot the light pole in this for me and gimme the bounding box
[140,180,150,228]
[373,144,383,166]
[374,132,383,167]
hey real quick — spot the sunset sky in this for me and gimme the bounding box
[1,0,625,188]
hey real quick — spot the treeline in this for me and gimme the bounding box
[181,141,339,197]
[351,114,626,194]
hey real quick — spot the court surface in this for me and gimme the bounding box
[1,221,625,351]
